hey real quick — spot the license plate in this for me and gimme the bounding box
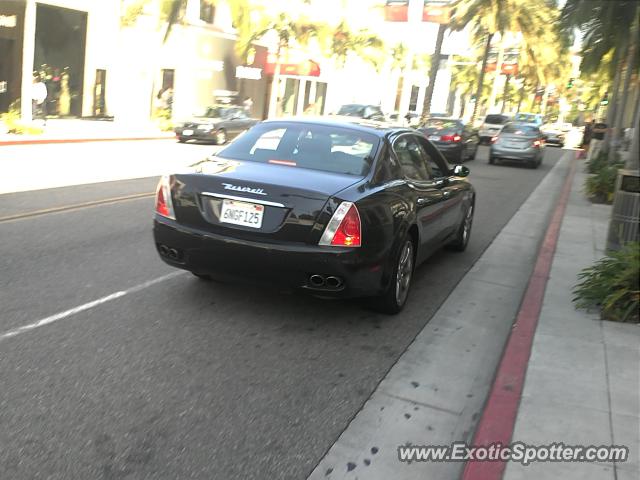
[220,199,264,228]
[183,129,194,136]
[428,135,441,141]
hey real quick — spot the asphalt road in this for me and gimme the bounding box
[0,144,566,479]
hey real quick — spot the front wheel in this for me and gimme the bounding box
[372,238,415,314]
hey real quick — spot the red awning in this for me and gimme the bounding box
[265,56,320,77]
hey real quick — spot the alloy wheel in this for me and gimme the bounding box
[395,240,414,306]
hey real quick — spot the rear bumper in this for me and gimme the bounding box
[175,127,219,142]
[153,217,386,298]
[433,142,463,161]
[490,145,541,162]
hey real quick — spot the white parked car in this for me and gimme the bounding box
[478,114,512,144]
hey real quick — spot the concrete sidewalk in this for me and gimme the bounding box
[0,118,174,145]
[307,151,639,480]
[308,152,573,480]
[503,164,640,480]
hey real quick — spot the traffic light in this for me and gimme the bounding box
[567,78,574,89]
[601,91,609,105]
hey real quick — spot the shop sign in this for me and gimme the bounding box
[0,14,17,27]
[235,66,262,80]
[201,60,224,72]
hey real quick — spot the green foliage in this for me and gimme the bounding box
[0,110,44,135]
[573,243,640,323]
[120,0,147,27]
[585,164,618,203]
[584,151,623,203]
[153,108,173,131]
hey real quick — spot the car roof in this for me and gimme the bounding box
[260,116,410,137]
[339,103,380,108]
[423,117,462,122]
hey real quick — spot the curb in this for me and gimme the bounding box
[0,136,175,146]
[461,151,579,480]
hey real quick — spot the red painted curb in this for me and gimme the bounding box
[0,136,174,146]
[461,152,578,480]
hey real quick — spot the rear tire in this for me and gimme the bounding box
[372,237,415,315]
[489,156,496,165]
[448,203,474,252]
[192,272,212,281]
[178,137,187,143]
[457,145,466,164]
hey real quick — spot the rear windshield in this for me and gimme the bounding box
[202,106,234,118]
[218,123,379,176]
[338,105,365,116]
[484,114,510,124]
[514,113,540,124]
[422,119,462,131]
[502,123,539,135]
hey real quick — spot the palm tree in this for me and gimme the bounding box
[449,60,478,118]
[421,23,448,118]
[561,0,638,158]
[329,21,385,69]
[452,0,559,121]
[244,13,323,117]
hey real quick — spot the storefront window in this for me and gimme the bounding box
[200,0,215,23]
[281,78,299,116]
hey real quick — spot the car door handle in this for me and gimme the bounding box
[417,197,429,205]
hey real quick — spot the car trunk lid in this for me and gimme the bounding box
[171,157,361,244]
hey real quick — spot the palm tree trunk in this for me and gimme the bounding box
[609,6,639,163]
[421,23,447,117]
[501,74,511,113]
[529,80,539,111]
[517,80,526,113]
[487,35,505,112]
[541,87,550,116]
[627,89,640,170]
[268,44,283,118]
[601,41,626,156]
[471,32,494,124]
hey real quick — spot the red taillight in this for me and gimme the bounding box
[440,134,462,143]
[155,175,175,219]
[319,202,361,247]
[532,140,541,148]
[491,136,498,143]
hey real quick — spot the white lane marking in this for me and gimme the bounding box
[0,271,185,342]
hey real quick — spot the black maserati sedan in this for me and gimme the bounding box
[175,105,258,144]
[154,118,475,313]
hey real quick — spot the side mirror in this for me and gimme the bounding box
[452,164,470,177]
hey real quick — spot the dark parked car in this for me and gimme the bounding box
[175,106,258,144]
[416,117,479,163]
[489,122,545,168]
[336,104,387,122]
[154,118,475,314]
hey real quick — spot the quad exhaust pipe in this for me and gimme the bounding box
[308,274,344,289]
[158,244,181,261]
